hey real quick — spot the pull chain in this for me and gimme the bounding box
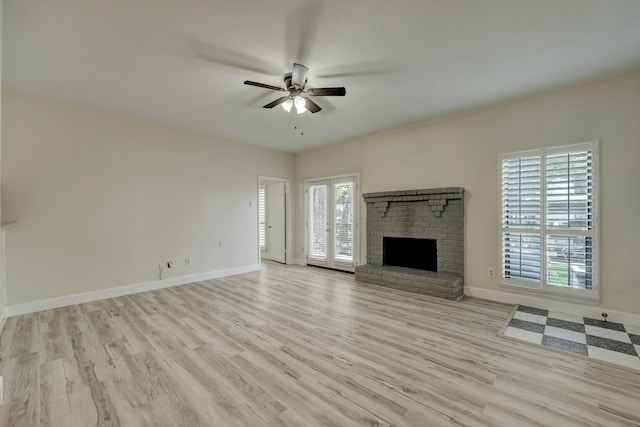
[299,112,304,136]
[293,110,305,136]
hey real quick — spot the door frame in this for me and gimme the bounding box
[258,176,292,266]
[304,173,359,272]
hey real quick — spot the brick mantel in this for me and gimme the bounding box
[362,187,464,218]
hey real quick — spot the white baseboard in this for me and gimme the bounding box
[464,286,640,327]
[5,264,261,318]
[288,258,307,266]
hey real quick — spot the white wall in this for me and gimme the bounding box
[295,71,640,314]
[1,90,294,305]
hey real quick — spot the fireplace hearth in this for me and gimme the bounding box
[355,187,464,300]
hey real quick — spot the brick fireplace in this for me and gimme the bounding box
[355,187,465,300]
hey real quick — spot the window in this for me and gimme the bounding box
[308,184,327,260]
[500,141,598,301]
[334,181,354,262]
[258,186,266,250]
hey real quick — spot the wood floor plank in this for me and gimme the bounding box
[1,261,640,426]
[10,314,39,358]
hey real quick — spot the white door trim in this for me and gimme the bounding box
[258,176,293,265]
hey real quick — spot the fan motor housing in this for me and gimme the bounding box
[283,73,293,89]
[284,72,306,90]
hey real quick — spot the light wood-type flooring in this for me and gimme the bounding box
[1,262,639,426]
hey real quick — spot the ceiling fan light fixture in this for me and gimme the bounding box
[245,63,345,115]
[294,96,307,114]
[281,97,294,112]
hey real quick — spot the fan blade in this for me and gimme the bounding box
[304,97,322,113]
[315,61,397,79]
[189,39,282,76]
[292,63,309,88]
[244,81,286,91]
[286,3,323,66]
[240,90,274,108]
[263,96,291,109]
[306,87,346,96]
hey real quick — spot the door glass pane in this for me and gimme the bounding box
[308,185,327,260]
[334,182,353,262]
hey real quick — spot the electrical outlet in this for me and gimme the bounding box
[488,268,495,278]
[167,261,173,268]
[185,258,191,266]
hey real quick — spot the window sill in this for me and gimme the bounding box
[499,282,600,305]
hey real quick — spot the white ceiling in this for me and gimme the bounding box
[4,0,640,153]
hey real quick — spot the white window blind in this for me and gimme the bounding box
[501,156,542,283]
[258,186,266,249]
[334,182,353,262]
[308,185,327,260]
[545,149,594,290]
[500,142,598,300]
[546,151,593,230]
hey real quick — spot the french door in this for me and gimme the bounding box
[306,175,358,272]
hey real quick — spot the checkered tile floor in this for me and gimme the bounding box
[501,305,640,371]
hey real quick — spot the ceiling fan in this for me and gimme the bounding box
[244,63,346,114]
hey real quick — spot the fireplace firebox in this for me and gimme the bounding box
[383,237,437,272]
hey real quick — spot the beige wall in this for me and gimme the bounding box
[2,90,294,305]
[295,72,640,314]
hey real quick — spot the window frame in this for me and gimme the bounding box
[498,141,599,302]
[304,173,359,272]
